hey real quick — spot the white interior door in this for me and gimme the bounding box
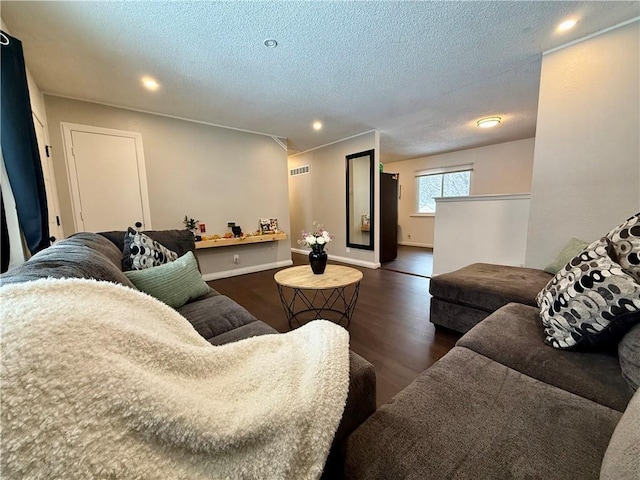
[62,123,152,233]
[33,113,63,241]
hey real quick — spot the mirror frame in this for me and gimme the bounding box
[345,149,375,251]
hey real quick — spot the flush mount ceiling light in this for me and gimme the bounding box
[264,39,278,48]
[477,117,501,128]
[142,77,160,91]
[557,19,577,32]
[313,121,323,130]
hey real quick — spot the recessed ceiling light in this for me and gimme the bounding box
[477,117,501,128]
[264,39,278,48]
[313,121,323,130]
[142,77,160,91]
[557,19,577,32]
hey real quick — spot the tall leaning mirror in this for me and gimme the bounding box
[346,149,374,250]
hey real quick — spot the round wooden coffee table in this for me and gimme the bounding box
[274,265,363,329]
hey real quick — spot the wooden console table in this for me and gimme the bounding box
[274,265,363,329]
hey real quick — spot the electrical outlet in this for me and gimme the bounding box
[227,221,235,228]
[233,254,239,264]
[346,247,350,253]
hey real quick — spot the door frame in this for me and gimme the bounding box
[61,122,152,232]
[33,112,64,241]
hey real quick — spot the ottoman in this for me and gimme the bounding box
[428,263,552,333]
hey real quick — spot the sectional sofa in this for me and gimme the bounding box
[0,229,377,475]
[344,216,640,479]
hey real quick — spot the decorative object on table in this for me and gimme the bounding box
[259,219,272,234]
[298,222,333,274]
[183,215,198,231]
[183,215,201,240]
[231,226,242,237]
[259,218,279,234]
[361,214,370,232]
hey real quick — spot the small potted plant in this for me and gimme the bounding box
[183,215,200,240]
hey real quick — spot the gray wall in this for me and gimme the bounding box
[526,21,640,268]
[44,95,292,278]
[288,132,378,267]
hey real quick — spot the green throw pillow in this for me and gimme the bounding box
[543,237,589,274]
[124,251,210,308]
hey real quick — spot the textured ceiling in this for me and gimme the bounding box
[2,1,639,162]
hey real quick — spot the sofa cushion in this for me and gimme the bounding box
[345,346,621,480]
[100,229,195,259]
[544,237,590,275]
[458,303,633,412]
[605,212,640,283]
[619,322,640,392]
[66,232,128,267]
[0,239,135,288]
[600,388,640,480]
[123,228,178,270]
[429,263,552,312]
[429,297,492,333]
[207,320,277,345]
[177,294,258,341]
[124,252,210,308]
[536,238,640,349]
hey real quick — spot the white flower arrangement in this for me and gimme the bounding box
[298,222,334,252]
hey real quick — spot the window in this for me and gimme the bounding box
[415,165,472,213]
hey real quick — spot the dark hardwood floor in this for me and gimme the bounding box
[381,245,434,278]
[208,253,460,407]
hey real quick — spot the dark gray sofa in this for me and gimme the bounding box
[0,230,376,473]
[345,287,639,479]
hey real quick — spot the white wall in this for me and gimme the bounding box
[386,138,535,247]
[433,194,531,275]
[288,131,379,268]
[526,20,640,268]
[44,96,292,278]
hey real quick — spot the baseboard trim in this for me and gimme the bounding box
[398,241,433,248]
[291,248,380,269]
[202,259,293,281]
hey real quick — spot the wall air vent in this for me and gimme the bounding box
[290,165,310,176]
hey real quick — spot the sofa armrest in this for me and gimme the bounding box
[335,351,377,442]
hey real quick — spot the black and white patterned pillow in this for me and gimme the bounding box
[605,212,640,283]
[536,237,640,349]
[123,227,178,271]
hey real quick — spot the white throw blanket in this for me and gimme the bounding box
[0,278,350,479]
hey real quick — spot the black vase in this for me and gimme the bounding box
[309,249,328,274]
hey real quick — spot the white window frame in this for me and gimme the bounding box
[414,164,473,215]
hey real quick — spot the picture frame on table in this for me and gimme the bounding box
[259,218,278,234]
